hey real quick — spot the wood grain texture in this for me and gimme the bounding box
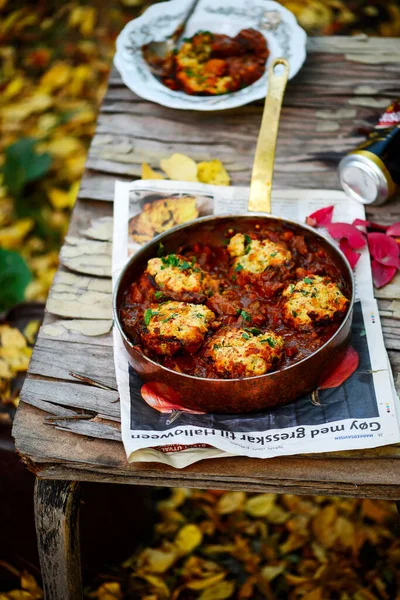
[34,479,82,600]
[13,36,400,497]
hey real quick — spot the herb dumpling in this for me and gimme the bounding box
[141,301,216,357]
[283,275,349,330]
[146,254,217,301]
[205,327,284,378]
[227,233,292,275]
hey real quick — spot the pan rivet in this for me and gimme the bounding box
[227,228,234,236]
[255,223,261,230]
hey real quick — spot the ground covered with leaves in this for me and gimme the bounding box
[1,1,400,599]
[3,488,400,599]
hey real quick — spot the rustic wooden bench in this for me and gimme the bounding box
[13,36,400,599]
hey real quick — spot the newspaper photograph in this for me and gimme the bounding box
[112,180,400,468]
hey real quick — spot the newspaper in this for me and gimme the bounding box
[113,180,400,468]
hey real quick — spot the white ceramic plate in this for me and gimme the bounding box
[114,0,307,111]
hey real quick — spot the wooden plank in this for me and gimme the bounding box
[22,377,119,418]
[27,338,117,389]
[46,270,112,320]
[12,404,400,500]
[34,480,82,600]
[40,314,113,345]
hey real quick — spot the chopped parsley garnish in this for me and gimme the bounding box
[292,310,298,318]
[235,263,243,272]
[240,309,251,322]
[232,275,236,282]
[269,252,278,258]
[244,327,262,336]
[265,337,275,348]
[213,344,220,350]
[242,332,250,340]
[184,69,195,77]
[304,277,313,284]
[154,291,164,300]
[157,242,164,257]
[196,312,205,319]
[160,254,193,271]
[162,312,179,323]
[289,284,295,294]
[144,308,159,326]
[244,234,251,245]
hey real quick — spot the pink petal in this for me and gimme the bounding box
[306,205,334,227]
[319,346,359,390]
[326,222,366,249]
[339,239,361,269]
[386,222,400,236]
[371,260,397,288]
[352,219,388,232]
[352,218,370,228]
[367,232,400,268]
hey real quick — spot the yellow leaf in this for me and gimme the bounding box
[174,524,203,555]
[216,492,246,515]
[3,76,24,99]
[0,218,34,249]
[245,494,277,518]
[266,505,289,524]
[279,533,307,554]
[1,592,34,599]
[186,573,226,590]
[47,182,79,209]
[0,347,32,372]
[40,62,71,89]
[198,580,235,600]
[0,326,27,349]
[361,499,389,523]
[0,357,13,379]
[139,548,177,573]
[95,581,122,600]
[334,516,354,548]
[44,137,82,158]
[20,571,43,599]
[141,163,164,180]
[261,563,286,582]
[160,153,198,182]
[23,321,40,345]
[305,588,323,600]
[311,505,338,548]
[139,575,169,600]
[197,160,230,186]
[1,94,53,124]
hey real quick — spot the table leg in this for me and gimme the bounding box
[34,479,82,600]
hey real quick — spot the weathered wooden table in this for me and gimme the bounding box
[13,36,400,599]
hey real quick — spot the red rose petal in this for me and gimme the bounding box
[371,259,397,288]
[326,222,366,249]
[367,232,400,268]
[339,239,361,269]
[306,205,334,227]
[386,222,400,236]
[319,346,359,390]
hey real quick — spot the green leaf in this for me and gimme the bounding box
[2,137,52,197]
[304,277,313,284]
[0,249,32,312]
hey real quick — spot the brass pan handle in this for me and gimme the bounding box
[248,58,289,214]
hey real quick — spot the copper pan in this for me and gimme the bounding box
[113,59,355,413]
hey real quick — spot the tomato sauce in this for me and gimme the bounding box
[119,221,351,379]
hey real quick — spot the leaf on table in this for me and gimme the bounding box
[160,153,198,182]
[0,248,32,311]
[141,162,165,180]
[197,160,230,186]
